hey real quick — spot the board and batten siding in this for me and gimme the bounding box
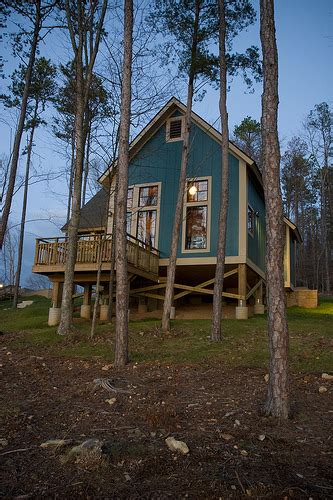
[247,170,266,272]
[127,115,239,259]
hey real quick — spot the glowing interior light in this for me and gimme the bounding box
[189,185,197,196]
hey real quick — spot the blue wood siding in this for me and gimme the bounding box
[247,171,266,272]
[128,119,239,259]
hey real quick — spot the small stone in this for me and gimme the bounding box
[221,433,233,441]
[240,449,248,456]
[40,439,72,449]
[150,432,156,438]
[124,472,131,481]
[322,373,333,381]
[102,364,112,371]
[165,436,189,455]
[258,434,266,441]
[105,398,117,406]
[234,419,240,426]
[319,386,327,393]
[231,485,236,490]
[0,438,8,449]
[264,374,269,383]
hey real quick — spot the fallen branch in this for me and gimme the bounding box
[0,447,33,456]
[93,378,133,394]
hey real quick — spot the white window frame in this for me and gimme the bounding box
[166,116,185,143]
[127,181,161,249]
[181,176,211,254]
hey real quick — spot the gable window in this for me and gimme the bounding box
[182,177,211,252]
[125,182,161,248]
[248,205,255,237]
[166,116,184,142]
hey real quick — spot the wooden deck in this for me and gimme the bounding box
[32,233,160,280]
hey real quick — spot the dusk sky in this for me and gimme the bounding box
[0,0,332,285]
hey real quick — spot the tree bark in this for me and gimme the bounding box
[0,0,41,249]
[114,0,133,367]
[260,0,289,419]
[57,0,107,335]
[57,0,86,335]
[12,112,37,309]
[161,0,200,332]
[211,0,229,342]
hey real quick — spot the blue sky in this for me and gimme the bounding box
[0,0,332,286]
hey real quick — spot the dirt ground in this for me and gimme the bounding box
[1,331,332,499]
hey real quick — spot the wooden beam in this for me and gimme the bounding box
[246,279,263,301]
[130,283,166,294]
[173,268,239,301]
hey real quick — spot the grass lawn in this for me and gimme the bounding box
[1,294,332,373]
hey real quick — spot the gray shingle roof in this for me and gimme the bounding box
[61,188,108,232]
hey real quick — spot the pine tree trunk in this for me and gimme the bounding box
[57,4,85,335]
[58,0,107,335]
[90,234,104,338]
[114,0,133,367]
[161,0,200,332]
[211,0,229,342]
[107,172,119,322]
[66,133,75,229]
[12,122,36,309]
[82,122,91,207]
[260,0,289,419]
[0,0,41,249]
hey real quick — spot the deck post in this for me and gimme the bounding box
[99,286,109,321]
[80,284,92,319]
[236,263,248,320]
[48,281,63,326]
[138,296,148,314]
[254,281,265,314]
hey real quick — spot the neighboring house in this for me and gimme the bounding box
[32,97,305,325]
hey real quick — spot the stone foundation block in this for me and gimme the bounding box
[48,307,61,326]
[235,306,248,320]
[80,304,91,319]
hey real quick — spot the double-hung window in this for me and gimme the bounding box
[182,177,211,252]
[126,183,160,248]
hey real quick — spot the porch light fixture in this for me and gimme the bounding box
[189,185,197,196]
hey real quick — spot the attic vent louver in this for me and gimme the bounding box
[166,117,184,142]
[169,119,182,138]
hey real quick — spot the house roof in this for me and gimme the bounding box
[61,187,108,233]
[98,96,259,185]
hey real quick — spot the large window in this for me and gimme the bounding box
[137,210,157,247]
[183,177,211,252]
[139,185,158,207]
[126,183,161,248]
[248,205,255,237]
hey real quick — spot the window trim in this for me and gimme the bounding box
[181,176,211,254]
[247,204,255,238]
[166,116,185,143]
[127,181,161,249]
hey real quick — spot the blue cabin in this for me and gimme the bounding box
[33,98,302,323]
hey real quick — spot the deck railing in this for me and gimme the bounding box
[34,233,160,275]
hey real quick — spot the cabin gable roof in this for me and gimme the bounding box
[98,96,257,185]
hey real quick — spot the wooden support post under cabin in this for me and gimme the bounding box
[138,296,148,314]
[48,281,63,326]
[254,281,265,314]
[81,284,92,320]
[236,263,248,320]
[99,285,109,321]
